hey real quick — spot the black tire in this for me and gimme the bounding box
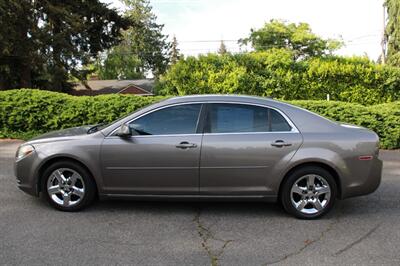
[281,166,337,219]
[41,160,96,211]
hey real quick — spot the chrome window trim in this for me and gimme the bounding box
[107,101,300,137]
[106,133,202,139]
[203,131,297,136]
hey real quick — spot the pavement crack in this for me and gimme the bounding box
[334,223,381,256]
[193,208,234,266]
[265,205,344,266]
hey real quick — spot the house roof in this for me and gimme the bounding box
[73,79,154,95]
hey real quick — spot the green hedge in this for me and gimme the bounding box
[0,89,399,149]
[157,50,400,105]
[291,100,400,149]
[0,89,165,138]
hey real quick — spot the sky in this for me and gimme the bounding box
[101,0,385,60]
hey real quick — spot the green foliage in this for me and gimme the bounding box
[385,0,400,66]
[96,45,144,80]
[120,0,171,77]
[218,40,228,55]
[0,89,399,149]
[0,1,40,89]
[0,0,130,91]
[158,51,400,105]
[94,0,171,79]
[291,100,400,149]
[239,19,342,59]
[159,53,248,95]
[0,89,164,134]
[170,35,181,65]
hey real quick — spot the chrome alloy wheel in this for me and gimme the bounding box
[46,168,85,207]
[290,174,331,215]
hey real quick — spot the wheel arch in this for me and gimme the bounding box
[278,161,342,200]
[36,156,99,195]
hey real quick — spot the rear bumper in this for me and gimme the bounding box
[341,157,382,199]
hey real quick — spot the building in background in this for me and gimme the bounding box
[71,79,154,96]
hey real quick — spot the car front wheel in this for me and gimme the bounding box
[281,166,337,219]
[41,160,96,211]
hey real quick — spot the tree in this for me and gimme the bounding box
[0,0,130,91]
[121,0,171,77]
[38,0,131,91]
[96,45,143,80]
[218,40,228,55]
[95,0,171,79]
[0,1,38,89]
[239,19,342,59]
[170,35,181,65]
[385,0,400,66]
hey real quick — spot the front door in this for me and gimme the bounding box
[101,103,203,195]
[200,103,302,195]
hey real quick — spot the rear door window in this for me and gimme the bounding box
[206,103,292,133]
[207,103,269,133]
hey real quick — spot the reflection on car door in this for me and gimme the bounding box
[200,103,302,195]
[101,104,203,195]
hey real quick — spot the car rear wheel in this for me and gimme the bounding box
[41,161,96,211]
[281,166,337,219]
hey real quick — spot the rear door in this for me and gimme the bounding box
[199,103,302,195]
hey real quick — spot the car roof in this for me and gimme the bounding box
[163,94,274,104]
[161,94,301,114]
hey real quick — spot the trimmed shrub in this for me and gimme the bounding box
[0,89,399,149]
[0,89,165,135]
[158,50,400,105]
[290,100,400,149]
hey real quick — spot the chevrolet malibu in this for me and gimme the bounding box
[14,95,382,219]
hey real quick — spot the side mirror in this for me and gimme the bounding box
[116,123,131,137]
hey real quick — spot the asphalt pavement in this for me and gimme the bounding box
[1,140,400,265]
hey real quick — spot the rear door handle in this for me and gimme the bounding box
[271,140,292,148]
[176,141,197,149]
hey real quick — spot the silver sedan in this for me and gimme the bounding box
[14,95,382,219]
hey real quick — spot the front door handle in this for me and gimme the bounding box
[271,140,292,148]
[176,141,197,149]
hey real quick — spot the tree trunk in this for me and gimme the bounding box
[19,61,32,88]
[52,18,64,92]
[0,73,6,90]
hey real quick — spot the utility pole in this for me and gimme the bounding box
[381,3,387,64]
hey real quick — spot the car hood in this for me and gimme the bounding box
[27,126,94,145]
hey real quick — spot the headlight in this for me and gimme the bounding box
[16,145,35,160]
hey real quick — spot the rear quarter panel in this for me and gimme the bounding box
[286,129,381,199]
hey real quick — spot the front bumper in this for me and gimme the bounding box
[14,153,40,197]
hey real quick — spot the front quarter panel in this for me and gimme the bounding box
[15,133,104,196]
